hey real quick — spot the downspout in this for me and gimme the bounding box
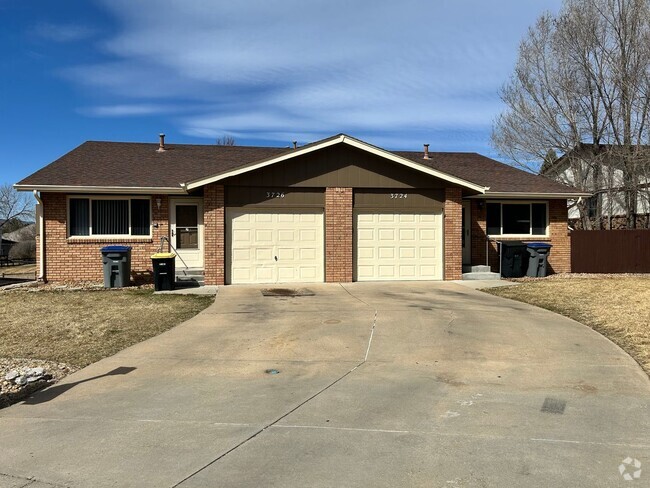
[33,190,44,281]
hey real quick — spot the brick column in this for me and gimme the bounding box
[548,199,571,273]
[325,187,353,282]
[444,187,463,280]
[204,184,225,285]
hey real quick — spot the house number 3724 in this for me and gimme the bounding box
[390,193,408,199]
[266,192,285,198]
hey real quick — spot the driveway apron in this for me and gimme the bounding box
[0,282,648,488]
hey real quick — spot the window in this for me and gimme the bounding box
[69,197,151,237]
[486,202,548,236]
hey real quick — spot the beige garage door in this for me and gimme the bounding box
[355,211,443,281]
[227,209,324,284]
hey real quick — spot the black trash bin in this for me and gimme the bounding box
[100,245,132,288]
[500,241,528,278]
[526,242,553,277]
[151,253,176,291]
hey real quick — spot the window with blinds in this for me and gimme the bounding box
[68,197,151,237]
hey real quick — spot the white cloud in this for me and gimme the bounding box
[67,0,564,147]
[78,104,181,117]
[32,22,96,43]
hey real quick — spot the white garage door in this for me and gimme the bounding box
[355,211,443,281]
[227,209,324,284]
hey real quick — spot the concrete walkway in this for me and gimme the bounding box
[1,282,648,487]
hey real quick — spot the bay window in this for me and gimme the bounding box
[486,202,548,236]
[69,197,151,237]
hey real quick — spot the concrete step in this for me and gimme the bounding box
[176,268,204,277]
[470,265,493,273]
[175,269,205,287]
[461,272,501,281]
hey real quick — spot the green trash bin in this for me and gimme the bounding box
[100,245,132,288]
[151,253,176,291]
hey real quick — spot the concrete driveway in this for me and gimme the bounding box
[1,282,648,487]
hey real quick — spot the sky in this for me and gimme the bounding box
[0,0,563,187]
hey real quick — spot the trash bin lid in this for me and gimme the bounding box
[526,242,553,249]
[151,252,176,259]
[101,245,132,252]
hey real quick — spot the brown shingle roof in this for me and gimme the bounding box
[395,151,581,194]
[17,137,583,195]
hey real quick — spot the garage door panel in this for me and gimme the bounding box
[227,209,324,284]
[378,247,395,259]
[355,211,442,281]
[358,229,374,241]
[420,247,436,259]
[399,247,416,259]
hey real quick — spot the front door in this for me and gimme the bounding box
[170,199,203,269]
[462,201,471,265]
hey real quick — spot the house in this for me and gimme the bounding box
[15,134,589,284]
[0,237,17,259]
[541,144,650,229]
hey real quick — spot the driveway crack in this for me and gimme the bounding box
[171,308,379,488]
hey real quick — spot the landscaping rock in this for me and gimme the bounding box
[5,370,18,381]
[0,358,77,409]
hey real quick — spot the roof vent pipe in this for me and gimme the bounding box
[157,133,166,152]
[423,144,430,160]
[293,141,298,149]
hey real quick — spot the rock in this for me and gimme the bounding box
[28,367,45,377]
[14,376,27,386]
[26,376,40,383]
[4,370,19,381]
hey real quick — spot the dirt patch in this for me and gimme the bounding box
[484,277,650,375]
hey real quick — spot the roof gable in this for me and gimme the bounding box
[184,134,486,193]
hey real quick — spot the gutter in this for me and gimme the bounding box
[32,190,44,281]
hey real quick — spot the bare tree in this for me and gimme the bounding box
[216,135,236,146]
[0,185,34,257]
[493,0,650,228]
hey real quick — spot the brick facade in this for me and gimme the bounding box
[325,187,353,282]
[41,192,169,283]
[444,187,463,280]
[203,184,225,285]
[469,199,570,274]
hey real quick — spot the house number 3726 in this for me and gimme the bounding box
[266,192,285,198]
[390,193,408,199]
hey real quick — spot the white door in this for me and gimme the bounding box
[227,209,324,284]
[462,201,471,265]
[170,199,204,269]
[355,211,443,281]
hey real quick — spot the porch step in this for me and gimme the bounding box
[469,265,493,273]
[175,268,204,287]
[462,265,493,273]
[462,271,501,281]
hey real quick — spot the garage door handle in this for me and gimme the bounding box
[274,256,278,261]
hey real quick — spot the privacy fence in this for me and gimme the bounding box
[571,230,650,273]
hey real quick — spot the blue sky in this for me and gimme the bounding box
[1,0,562,186]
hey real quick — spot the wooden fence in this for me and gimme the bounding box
[571,230,650,273]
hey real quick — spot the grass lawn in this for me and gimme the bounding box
[0,288,213,368]
[484,276,650,375]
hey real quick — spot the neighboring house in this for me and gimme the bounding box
[4,223,36,260]
[541,144,650,229]
[15,134,588,284]
[0,237,17,258]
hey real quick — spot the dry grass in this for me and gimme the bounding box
[0,289,213,367]
[484,277,650,375]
